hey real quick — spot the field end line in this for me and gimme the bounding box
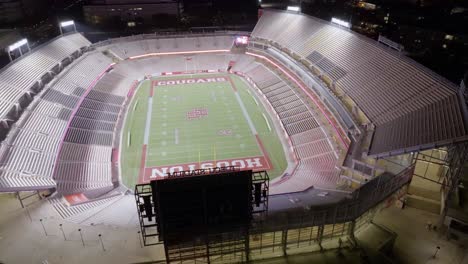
[228,75,237,92]
[139,84,155,183]
[144,98,153,144]
[229,76,258,135]
[144,84,155,144]
[262,113,271,132]
[231,75,273,170]
[255,135,272,170]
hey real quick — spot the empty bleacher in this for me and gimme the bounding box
[104,35,235,59]
[251,9,467,156]
[0,33,91,122]
[0,51,113,192]
[233,58,340,193]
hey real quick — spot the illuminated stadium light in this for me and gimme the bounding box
[235,36,249,45]
[8,38,28,52]
[331,17,351,28]
[60,20,74,27]
[59,20,77,35]
[287,6,300,12]
[6,38,30,61]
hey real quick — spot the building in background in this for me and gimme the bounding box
[0,0,25,24]
[0,0,52,25]
[83,0,181,28]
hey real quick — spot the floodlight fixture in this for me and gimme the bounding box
[235,36,249,45]
[8,39,28,52]
[331,17,351,28]
[60,20,74,27]
[6,38,30,61]
[287,6,300,12]
[59,20,77,35]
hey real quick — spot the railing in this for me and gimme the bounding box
[255,164,414,232]
[249,40,359,135]
[91,30,250,49]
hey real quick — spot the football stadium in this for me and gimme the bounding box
[1,8,468,264]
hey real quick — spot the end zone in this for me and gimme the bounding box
[142,155,271,182]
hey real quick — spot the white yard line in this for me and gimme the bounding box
[143,97,153,145]
[262,113,271,132]
[234,92,258,135]
[118,80,144,183]
[175,128,179,145]
[127,131,131,147]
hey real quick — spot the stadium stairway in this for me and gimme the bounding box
[401,174,441,214]
[48,187,126,224]
[405,195,441,214]
[80,195,139,228]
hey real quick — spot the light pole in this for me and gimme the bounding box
[99,234,106,251]
[432,246,441,259]
[59,224,66,240]
[78,228,85,247]
[39,219,47,236]
[137,231,143,248]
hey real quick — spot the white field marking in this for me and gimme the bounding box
[234,92,258,135]
[211,91,217,102]
[147,152,265,164]
[252,96,259,106]
[133,100,139,111]
[175,128,179,145]
[262,113,271,132]
[143,97,153,145]
[246,89,257,104]
[145,146,261,157]
[146,146,262,164]
[127,131,131,147]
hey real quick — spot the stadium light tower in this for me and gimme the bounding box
[59,20,76,35]
[6,38,30,61]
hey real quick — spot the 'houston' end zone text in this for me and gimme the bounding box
[154,77,228,86]
[142,156,271,183]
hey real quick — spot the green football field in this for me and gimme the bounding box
[120,74,287,189]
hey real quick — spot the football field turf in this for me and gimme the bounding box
[121,74,287,189]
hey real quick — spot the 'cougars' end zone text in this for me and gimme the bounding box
[153,77,227,86]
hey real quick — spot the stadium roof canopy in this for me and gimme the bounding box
[251,9,468,157]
